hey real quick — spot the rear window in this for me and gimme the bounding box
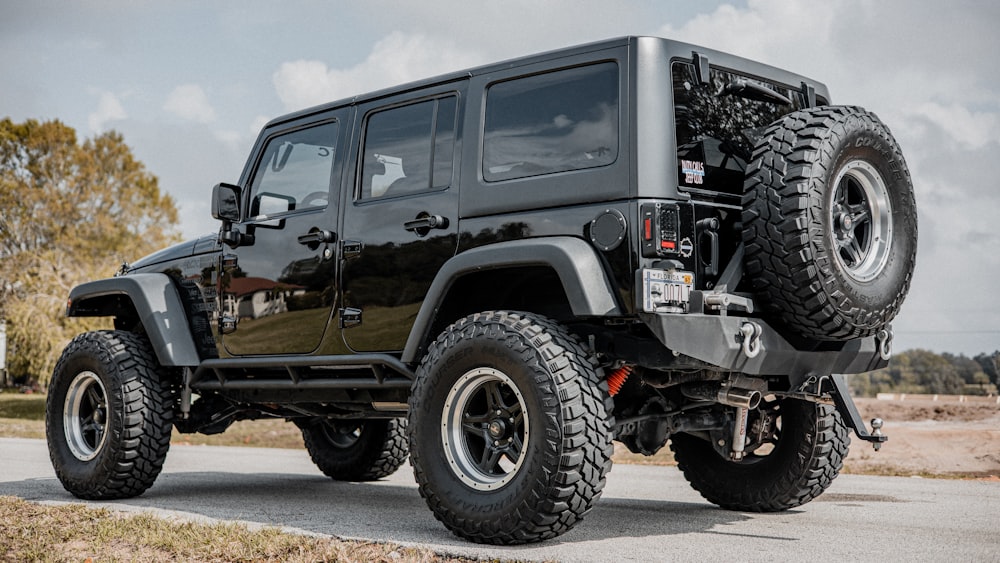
[359,95,457,200]
[483,62,619,182]
[672,62,819,199]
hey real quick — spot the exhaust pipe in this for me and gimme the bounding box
[682,384,761,410]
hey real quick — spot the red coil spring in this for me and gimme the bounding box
[607,365,633,397]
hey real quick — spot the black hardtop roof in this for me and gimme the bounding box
[265,35,827,128]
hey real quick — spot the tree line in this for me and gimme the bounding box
[849,349,1000,397]
[1,118,179,386]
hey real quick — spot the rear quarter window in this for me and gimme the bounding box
[483,62,619,182]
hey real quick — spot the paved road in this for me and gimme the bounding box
[2,437,997,561]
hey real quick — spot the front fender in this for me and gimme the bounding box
[401,237,622,363]
[67,274,201,366]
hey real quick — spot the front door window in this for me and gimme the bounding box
[221,119,342,355]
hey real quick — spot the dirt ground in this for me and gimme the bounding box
[847,397,1000,478]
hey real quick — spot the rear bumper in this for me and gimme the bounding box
[639,312,889,382]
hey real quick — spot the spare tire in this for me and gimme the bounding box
[742,106,917,341]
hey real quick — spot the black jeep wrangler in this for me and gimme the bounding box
[47,36,916,545]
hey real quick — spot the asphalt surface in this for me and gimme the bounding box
[2,437,997,561]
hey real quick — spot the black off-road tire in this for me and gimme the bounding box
[46,331,175,500]
[298,418,408,481]
[408,311,614,545]
[670,399,849,511]
[742,105,917,341]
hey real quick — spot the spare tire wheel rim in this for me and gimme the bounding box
[830,159,893,283]
[63,370,109,461]
[441,367,529,490]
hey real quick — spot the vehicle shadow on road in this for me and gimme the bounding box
[0,469,760,548]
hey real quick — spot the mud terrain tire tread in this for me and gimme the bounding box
[408,310,614,545]
[299,418,409,481]
[670,400,849,511]
[46,330,175,500]
[742,105,917,341]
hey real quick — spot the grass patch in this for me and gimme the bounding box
[222,307,333,355]
[0,495,475,563]
[0,392,46,421]
[172,418,305,449]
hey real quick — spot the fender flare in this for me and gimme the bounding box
[401,237,622,363]
[67,273,201,366]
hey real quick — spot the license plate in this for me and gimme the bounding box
[642,268,693,313]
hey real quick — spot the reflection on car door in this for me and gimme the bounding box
[339,88,464,352]
[220,114,347,356]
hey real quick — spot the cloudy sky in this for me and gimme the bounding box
[3,0,998,356]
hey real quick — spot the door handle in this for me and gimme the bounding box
[297,228,337,249]
[404,214,449,233]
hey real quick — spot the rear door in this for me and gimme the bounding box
[338,83,465,352]
[220,110,350,355]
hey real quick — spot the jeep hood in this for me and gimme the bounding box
[128,233,219,272]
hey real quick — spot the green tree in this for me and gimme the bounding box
[974,351,999,387]
[0,118,180,386]
[850,349,970,396]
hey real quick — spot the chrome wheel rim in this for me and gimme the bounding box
[441,367,529,490]
[830,160,893,282]
[63,371,109,461]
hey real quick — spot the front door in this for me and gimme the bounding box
[220,113,348,356]
[339,87,464,352]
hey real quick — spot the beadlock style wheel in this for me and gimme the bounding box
[46,330,174,500]
[831,160,893,283]
[63,371,109,461]
[408,311,614,544]
[441,367,529,491]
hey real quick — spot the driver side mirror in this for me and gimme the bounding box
[212,183,254,248]
[211,183,242,222]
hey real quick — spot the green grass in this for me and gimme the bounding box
[222,307,333,355]
[0,392,46,421]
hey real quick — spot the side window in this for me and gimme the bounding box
[360,96,457,200]
[483,62,619,182]
[248,121,338,218]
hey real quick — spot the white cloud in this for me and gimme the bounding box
[163,84,216,123]
[272,31,484,111]
[657,1,838,71]
[213,130,244,153]
[908,102,999,151]
[87,91,127,133]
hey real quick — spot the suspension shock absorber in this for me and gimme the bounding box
[732,405,749,461]
[607,365,633,397]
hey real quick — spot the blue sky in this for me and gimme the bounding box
[3,0,999,356]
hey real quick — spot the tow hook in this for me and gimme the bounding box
[740,322,762,359]
[877,328,893,360]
